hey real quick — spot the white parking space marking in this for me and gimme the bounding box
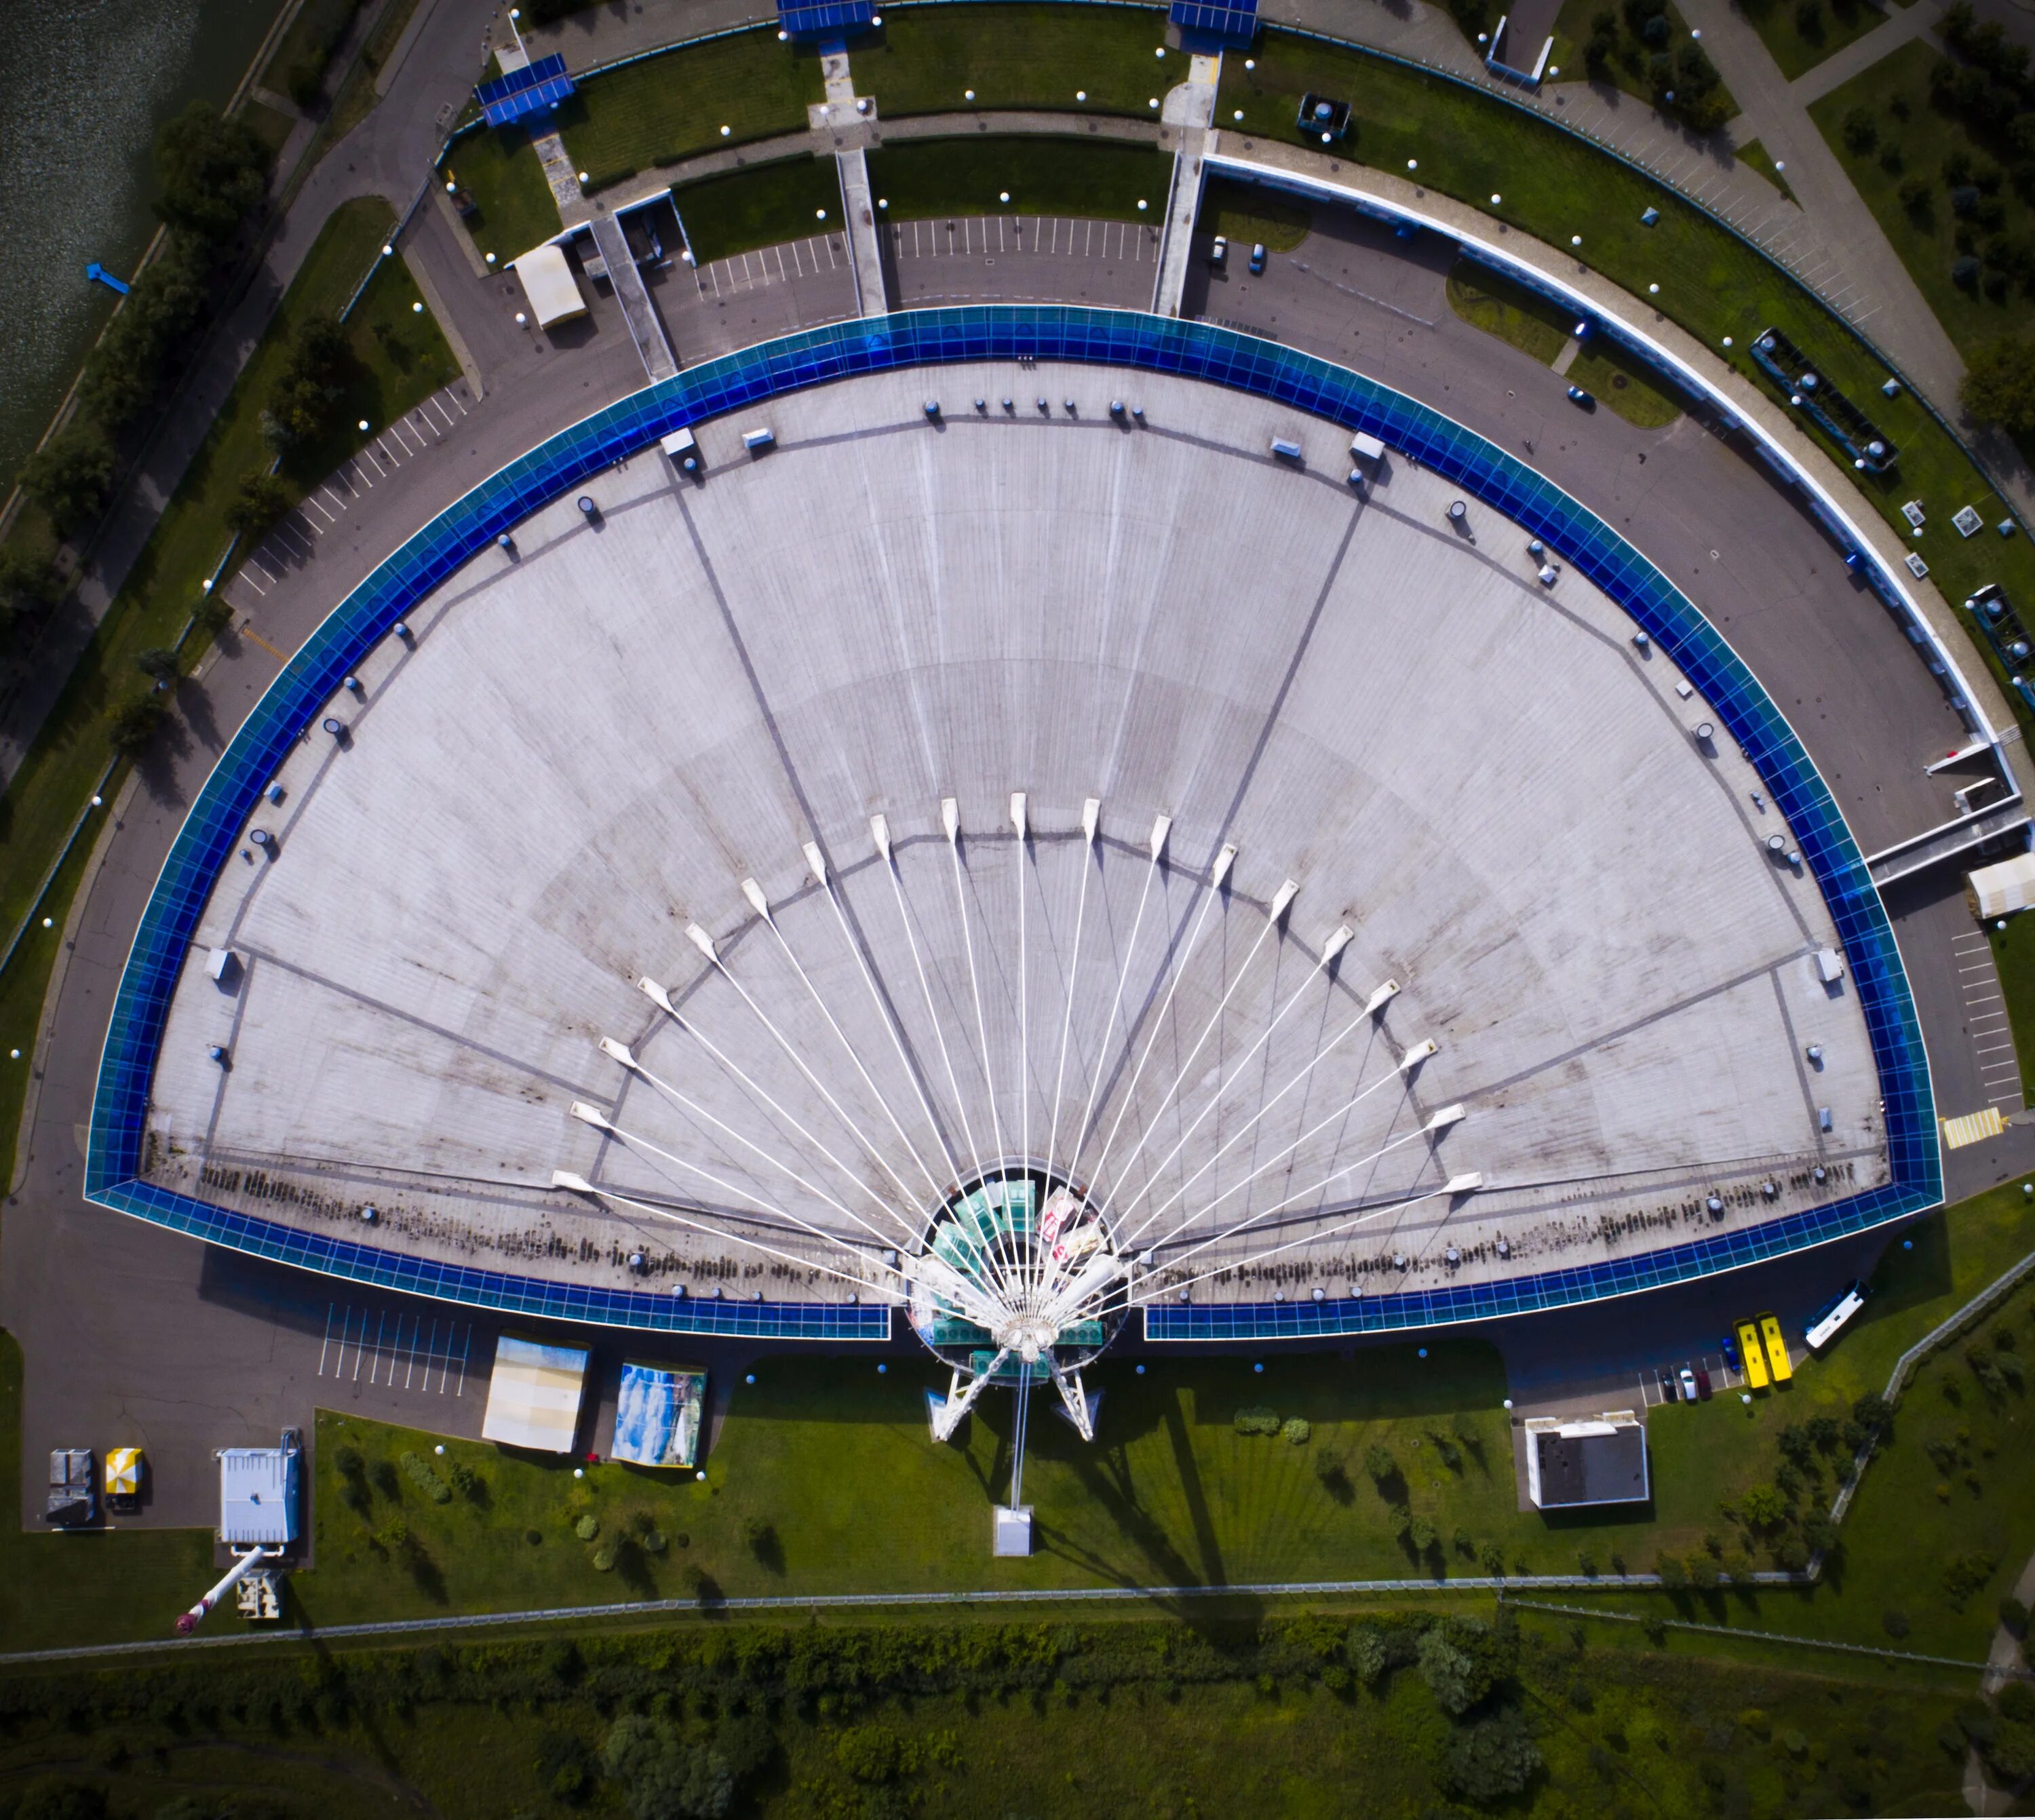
[695,232,841,300]
[320,1302,471,1395]
[1953,931,2023,1108]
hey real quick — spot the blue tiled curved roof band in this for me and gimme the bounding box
[86,305,1939,1342]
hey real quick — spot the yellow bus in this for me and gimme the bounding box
[1735,1319,1769,1389]
[1758,1313,1794,1384]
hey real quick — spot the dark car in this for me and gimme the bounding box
[1566,385,1595,408]
[1657,1369,1678,1402]
[1720,1332,1741,1371]
[1693,1366,1713,1400]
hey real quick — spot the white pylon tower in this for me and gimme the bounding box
[551,795,1477,1499]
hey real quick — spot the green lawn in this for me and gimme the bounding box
[261,0,362,102]
[1446,260,1684,427]
[1569,340,1685,427]
[1809,49,2035,364]
[867,135,1174,222]
[441,125,561,265]
[1446,261,1576,365]
[1739,0,1891,80]
[1989,912,2035,1103]
[1734,136,1798,203]
[674,157,848,265]
[1197,174,1313,253]
[0,199,454,1195]
[1219,31,2035,741]
[558,29,828,194]
[858,1,1171,119]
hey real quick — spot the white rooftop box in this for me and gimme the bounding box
[218,1441,300,1546]
[659,426,697,459]
[1816,948,1844,984]
[1349,431,1387,463]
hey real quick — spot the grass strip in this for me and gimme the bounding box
[859,1,1169,119]
[1197,174,1313,253]
[440,125,563,267]
[1445,261,1575,365]
[1220,31,2035,735]
[673,157,847,266]
[866,134,1174,222]
[1733,136,1798,203]
[559,28,828,194]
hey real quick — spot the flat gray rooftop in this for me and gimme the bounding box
[142,364,1885,1313]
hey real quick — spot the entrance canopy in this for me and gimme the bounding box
[482,1334,589,1452]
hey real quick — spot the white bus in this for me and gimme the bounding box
[1805,1281,1868,1352]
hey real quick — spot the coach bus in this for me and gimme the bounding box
[1805,1281,1869,1352]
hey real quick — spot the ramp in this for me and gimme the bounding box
[836,149,890,316]
[1150,53,1220,318]
[589,212,678,382]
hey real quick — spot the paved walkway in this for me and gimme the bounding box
[1967,1546,2035,1813]
[1790,0,1945,105]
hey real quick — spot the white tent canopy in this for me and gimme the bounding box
[482,1334,589,1452]
[513,243,587,329]
[1971,849,2035,918]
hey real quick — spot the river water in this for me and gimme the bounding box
[0,0,286,501]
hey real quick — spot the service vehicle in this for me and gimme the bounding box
[1734,1319,1770,1389]
[1757,1313,1794,1382]
[1806,1281,1868,1351]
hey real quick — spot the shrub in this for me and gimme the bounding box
[2000,1595,2030,1635]
[1898,174,1933,220]
[134,646,180,683]
[643,1528,668,1553]
[1962,337,2035,434]
[400,1451,452,1504]
[1479,1542,1506,1576]
[1991,1721,2035,1782]
[1363,1443,1397,1484]
[1234,1405,1281,1436]
[1739,1483,1788,1530]
[1953,254,1985,290]
[1772,1535,1810,1574]
[1410,1515,1438,1553]
[1794,0,1820,33]
[1348,1624,1391,1684]
[1943,1550,1999,1606]
[1656,1554,1688,1590]
[1840,105,1878,154]
[1453,1526,1475,1557]
[591,1542,617,1572]
[574,1513,600,1541]
[1576,1547,1599,1578]
[2001,1682,2035,1725]
[1281,1416,1311,1445]
[20,424,116,537]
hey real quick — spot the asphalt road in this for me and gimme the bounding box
[6,181,2024,1532]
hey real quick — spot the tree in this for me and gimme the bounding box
[1840,104,1878,154]
[1962,337,2035,435]
[0,545,63,634]
[1739,1482,1790,1532]
[225,472,292,541]
[134,647,180,683]
[20,425,115,537]
[1656,1553,1689,1590]
[14,1779,109,1820]
[261,315,355,453]
[1418,1615,1519,1717]
[1363,1443,1397,1484]
[108,691,168,758]
[1437,1705,1543,1805]
[154,102,269,241]
[600,1714,736,1820]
